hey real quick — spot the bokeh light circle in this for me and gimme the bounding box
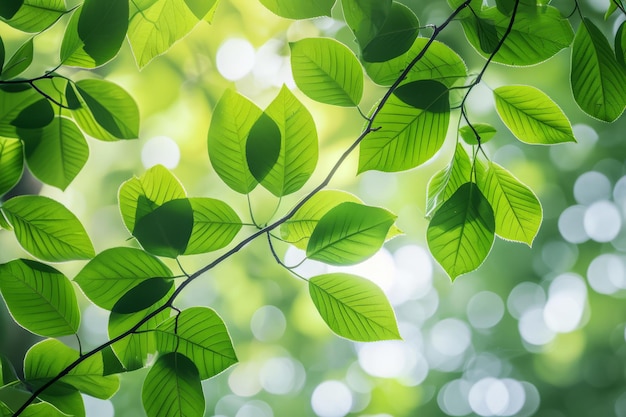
[584,200,622,242]
[141,136,180,169]
[216,39,255,81]
[311,381,353,417]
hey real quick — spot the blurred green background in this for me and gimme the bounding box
[2,0,626,416]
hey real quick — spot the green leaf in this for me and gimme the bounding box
[459,123,497,145]
[477,161,542,246]
[245,113,281,183]
[281,190,362,249]
[0,0,22,19]
[155,307,238,380]
[617,21,626,67]
[571,19,626,122]
[364,38,467,87]
[460,6,574,66]
[1,39,33,80]
[24,339,119,399]
[0,259,80,337]
[0,386,33,415]
[306,202,396,265]
[19,117,89,190]
[60,7,97,68]
[112,278,173,314]
[108,286,172,371]
[1,195,95,262]
[358,94,449,172]
[605,0,619,19]
[75,247,173,310]
[427,182,495,280]
[118,164,186,232]
[11,98,53,129]
[494,85,575,144]
[39,390,84,417]
[0,37,5,75]
[128,0,205,68]
[393,79,449,112]
[207,89,262,194]
[2,402,69,417]
[0,85,39,138]
[361,2,420,63]
[142,352,204,417]
[426,144,472,217]
[1,0,65,33]
[72,79,140,140]
[75,0,128,66]
[258,0,334,18]
[290,38,364,107]
[133,198,194,258]
[309,273,400,341]
[342,0,392,48]
[184,198,242,255]
[0,138,23,196]
[184,0,218,19]
[0,354,18,386]
[261,85,319,196]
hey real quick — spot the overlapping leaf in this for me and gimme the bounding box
[494,85,575,144]
[1,195,95,262]
[342,0,392,49]
[0,138,23,196]
[290,38,364,107]
[245,113,281,184]
[360,2,420,62]
[259,0,334,18]
[0,85,39,138]
[142,353,204,417]
[426,144,472,217]
[0,259,80,337]
[0,0,65,33]
[309,273,400,341]
[155,307,237,380]
[184,198,242,255]
[459,123,497,145]
[1,39,32,80]
[427,182,495,280]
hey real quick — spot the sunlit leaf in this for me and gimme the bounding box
[184,198,242,255]
[261,85,319,196]
[0,138,23,196]
[307,202,396,265]
[258,0,334,18]
[133,198,194,258]
[1,0,65,33]
[142,353,204,417]
[427,182,495,280]
[60,7,97,68]
[494,85,575,144]
[1,195,95,262]
[426,144,472,217]
[358,94,449,172]
[118,164,187,232]
[39,390,84,417]
[290,38,364,107]
[309,273,400,341]
[617,21,626,67]
[75,247,173,310]
[155,307,238,380]
[0,354,18,386]
[11,98,53,129]
[0,38,4,75]
[112,278,173,314]
[477,161,542,245]
[19,117,89,190]
[459,123,497,145]
[184,0,218,19]
[1,401,68,417]
[393,79,449,112]
[1,38,33,80]
[0,259,80,337]
[77,0,128,65]
[0,85,39,138]
[475,16,499,53]
[207,89,262,194]
[342,0,391,48]
[246,113,281,184]
[0,0,22,20]
[72,79,139,140]
[361,2,419,62]
[571,18,626,122]
[605,0,619,19]
[24,339,119,399]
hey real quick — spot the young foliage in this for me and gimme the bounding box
[259,0,334,18]
[0,138,23,196]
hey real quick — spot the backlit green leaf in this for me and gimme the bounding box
[617,21,626,67]
[605,0,619,19]
[39,390,84,417]
[73,79,139,140]
[184,198,242,255]
[307,202,396,265]
[426,144,472,217]
[0,38,4,75]
[246,113,281,184]
[342,0,391,48]
[427,182,495,280]
[309,273,400,341]
[290,38,364,107]
[393,79,449,112]
[0,354,18,386]
[19,117,88,190]
[459,123,497,145]
[1,38,33,80]
[184,0,218,19]
[261,85,319,196]
[571,18,626,122]
[0,0,22,20]
[11,98,53,129]
[1,402,68,417]
[361,2,419,62]
[24,339,119,399]
[475,16,500,53]
[78,0,128,65]
[358,94,449,172]
[1,195,95,262]
[118,164,187,232]
[1,0,65,33]
[155,307,238,380]
[281,190,361,249]
[0,85,39,138]
[112,278,173,314]
[133,198,194,258]
[494,85,575,144]
[259,0,334,18]
[207,89,262,194]
[60,7,97,68]
[142,353,204,417]
[75,247,173,310]
[0,259,80,337]
[0,138,23,196]
[477,161,542,245]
